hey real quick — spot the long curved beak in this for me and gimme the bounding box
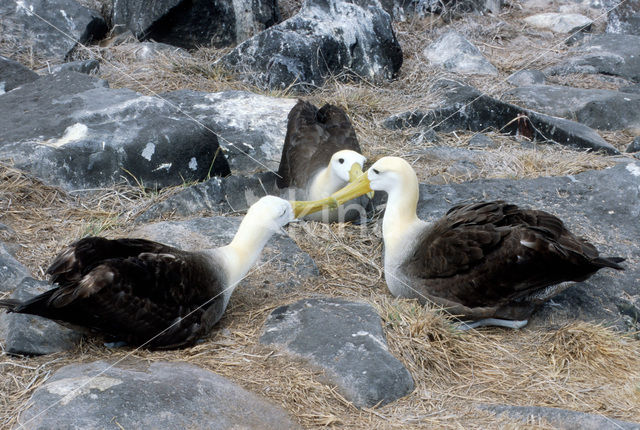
[290,198,338,219]
[349,164,374,199]
[330,171,373,206]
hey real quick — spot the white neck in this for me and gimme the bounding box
[212,215,277,308]
[381,182,424,261]
[308,166,346,199]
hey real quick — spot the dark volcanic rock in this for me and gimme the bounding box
[628,137,640,153]
[112,0,279,49]
[384,80,619,154]
[39,59,100,76]
[409,162,640,330]
[160,91,296,174]
[424,31,497,75]
[546,34,640,83]
[390,0,501,21]
[506,84,640,131]
[0,56,39,92]
[0,0,107,60]
[0,243,30,294]
[482,404,640,430]
[506,69,546,86]
[219,0,403,92]
[136,172,281,222]
[20,360,300,429]
[2,277,82,356]
[132,216,318,287]
[261,298,414,407]
[606,0,640,35]
[0,71,230,191]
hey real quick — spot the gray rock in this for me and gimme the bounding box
[468,133,497,148]
[482,404,640,429]
[0,71,230,191]
[0,0,107,60]
[2,277,82,356]
[261,298,414,407]
[411,162,640,330]
[132,216,318,287]
[112,0,279,49]
[506,84,640,131]
[524,13,593,33]
[409,128,440,144]
[0,56,39,93]
[390,0,501,21]
[39,59,100,75]
[506,69,546,86]
[137,172,281,222]
[19,360,300,429]
[424,31,498,76]
[606,0,640,35]
[627,136,640,153]
[384,80,619,155]
[620,84,640,94]
[546,34,640,83]
[160,90,297,174]
[0,243,30,293]
[219,0,403,92]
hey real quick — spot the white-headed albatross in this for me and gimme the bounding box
[276,99,371,222]
[326,156,625,329]
[0,196,334,349]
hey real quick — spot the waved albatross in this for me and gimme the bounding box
[327,156,625,329]
[0,196,330,349]
[276,99,371,222]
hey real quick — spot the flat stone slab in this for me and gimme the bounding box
[384,80,619,155]
[424,31,498,75]
[2,277,82,356]
[546,34,640,83]
[261,298,414,408]
[0,242,30,293]
[482,404,640,429]
[506,84,640,131]
[0,56,39,93]
[524,13,593,33]
[18,360,300,429]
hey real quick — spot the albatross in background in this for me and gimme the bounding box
[327,156,625,329]
[276,99,371,222]
[0,196,331,349]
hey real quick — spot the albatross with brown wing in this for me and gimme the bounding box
[276,99,371,222]
[0,195,333,349]
[327,156,625,329]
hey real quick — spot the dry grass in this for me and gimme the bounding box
[2,1,640,428]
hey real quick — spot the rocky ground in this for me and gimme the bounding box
[1,0,640,428]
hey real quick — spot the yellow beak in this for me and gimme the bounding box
[329,171,373,206]
[349,164,374,200]
[290,198,338,219]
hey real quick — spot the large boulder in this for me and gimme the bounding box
[19,360,300,429]
[0,71,230,191]
[506,84,640,131]
[261,298,414,407]
[111,0,280,49]
[0,0,107,60]
[424,31,497,75]
[546,34,640,83]
[1,277,82,356]
[0,56,39,93]
[606,0,640,35]
[218,0,403,91]
[384,80,619,155]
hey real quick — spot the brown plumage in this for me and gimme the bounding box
[403,201,625,322]
[328,156,625,328]
[0,196,299,348]
[276,99,362,190]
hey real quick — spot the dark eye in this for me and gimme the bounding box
[338,158,344,164]
[372,169,379,175]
